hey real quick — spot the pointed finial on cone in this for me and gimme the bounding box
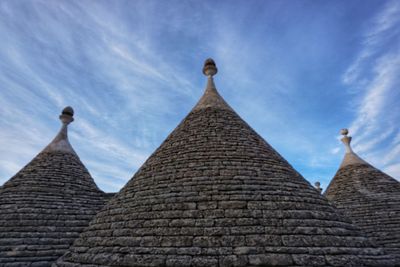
[42,106,76,155]
[60,106,74,125]
[340,128,353,153]
[314,181,323,194]
[203,58,218,77]
[192,58,232,111]
[337,128,368,168]
[340,128,348,136]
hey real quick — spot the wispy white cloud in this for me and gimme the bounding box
[0,1,198,190]
[341,0,400,180]
[1,0,399,192]
[343,1,400,85]
[384,163,400,179]
[330,147,340,155]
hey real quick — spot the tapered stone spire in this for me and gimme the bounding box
[0,107,109,267]
[325,128,400,260]
[192,58,233,112]
[338,129,368,168]
[42,106,76,155]
[56,60,395,267]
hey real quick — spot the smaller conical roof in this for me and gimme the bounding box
[0,107,108,267]
[325,129,400,259]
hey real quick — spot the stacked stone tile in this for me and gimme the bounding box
[325,129,400,260]
[0,107,108,267]
[55,59,395,267]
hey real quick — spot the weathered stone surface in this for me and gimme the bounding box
[0,109,109,266]
[54,60,395,266]
[325,162,400,261]
[248,253,293,266]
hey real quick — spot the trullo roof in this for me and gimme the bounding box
[325,129,400,261]
[0,107,108,267]
[55,59,395,267]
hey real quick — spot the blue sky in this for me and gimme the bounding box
[0,0,399,192]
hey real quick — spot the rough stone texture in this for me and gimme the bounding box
[55,72,395,266]
[0,115,109,266]
[325,162,400,261]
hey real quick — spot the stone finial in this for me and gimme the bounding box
[340,128,353,153]
[315,181,323,194]
[60,106,74,125]
[192,58,232,112]
[42,106,76,155]
[202,58,218,76]
[62,106,74,116]
[338,128,368,168]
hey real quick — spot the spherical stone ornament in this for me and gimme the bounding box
[203,58,218,76]
[62,106,74,117]
[60,106,74,124]
[340,128,349,136]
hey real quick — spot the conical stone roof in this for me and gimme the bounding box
[325,129,400,260]
[0,107,109,267]
[55,59,395,267]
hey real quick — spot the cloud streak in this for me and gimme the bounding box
[0,1,399,192]
[342,0,400,179]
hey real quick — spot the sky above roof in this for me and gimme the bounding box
[0,0,399,192]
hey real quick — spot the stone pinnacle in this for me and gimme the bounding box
[202,58,218,76]
[338,128,368,168]
[60,106,74,125]
[42,106,76,155]
[340,128,353,154]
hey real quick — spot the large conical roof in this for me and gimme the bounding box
[325,129,400,260]
[0,107,109,266]
[56,59,394,267]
